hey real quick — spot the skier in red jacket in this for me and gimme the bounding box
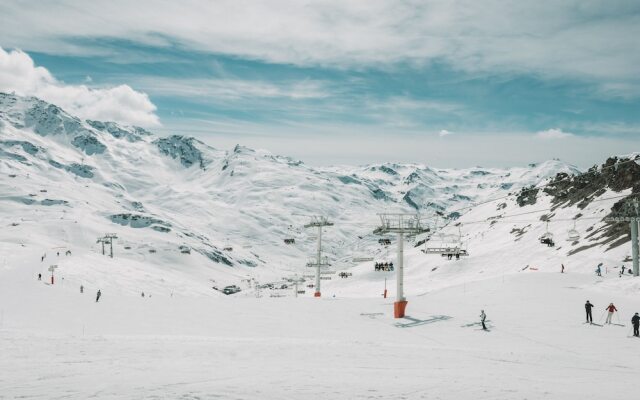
[605,303,617,324]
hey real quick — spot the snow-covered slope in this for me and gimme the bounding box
[1,92,636,298]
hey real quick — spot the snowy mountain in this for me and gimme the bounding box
[2,92,636,297]
[3,93,640,400]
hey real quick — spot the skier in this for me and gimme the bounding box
[595,264,602,277]
[141,292,145,298]
[561,264,565,274]
[585,300,594,323]
[37,273,42,281]
[605,303,617,324]
[621,265,626,275]
[480,310,487,330]
[95,289,102,303]
[632,313,640,337]
[80,285,84,294]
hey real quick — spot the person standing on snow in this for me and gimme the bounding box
[585,300,594,323]
[632,313,640,337]
[80,285,84,294]
[605,303,617,324]
[37,273,41,281]
[561,264,565,273]
[480,310,487,330]
[95,289,102,303]
[595,264,602,277]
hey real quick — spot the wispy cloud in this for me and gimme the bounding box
[536,128,574,139]
[1,1,638,94]
[0,47,159,126]
[134,77,332,100]
[439,129,454,137]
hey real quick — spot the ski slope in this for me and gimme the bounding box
[1,257,639,399]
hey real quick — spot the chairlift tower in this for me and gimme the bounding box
[374,213,429,318]
[97,234,118,258]
[105,233,118,258]
[304,216,333,297]
[605,199,640,276]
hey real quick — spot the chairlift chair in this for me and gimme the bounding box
[539,222,555,247]
[567,221,580,241]
[423,231,469,259]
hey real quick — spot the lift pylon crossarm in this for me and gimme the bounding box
[304,215,334,228]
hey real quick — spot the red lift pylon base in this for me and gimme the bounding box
[394,300,408,318]
[314,291,321,297]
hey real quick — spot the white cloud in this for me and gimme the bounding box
[0,1,638,94]
[133,77,332,100]
[536,128,574,139]
[439,129,454,137]
[0,47,159,126]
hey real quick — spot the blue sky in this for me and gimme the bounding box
[0,1,638,167]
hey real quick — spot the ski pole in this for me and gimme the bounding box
[598,310,607,323]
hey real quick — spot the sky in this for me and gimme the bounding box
[0,0,639,168]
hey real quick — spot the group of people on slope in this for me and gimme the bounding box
[585,300,639,336]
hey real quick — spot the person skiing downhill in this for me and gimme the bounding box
[95,289,101,303]
[585,300,594,323]
[605,303,617,324]
[480,310,487,330]
[632,313,640,337]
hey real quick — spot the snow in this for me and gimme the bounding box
[1,93,639,398]
[1,260,639,399]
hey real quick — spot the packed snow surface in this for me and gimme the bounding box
[1,261,639,399]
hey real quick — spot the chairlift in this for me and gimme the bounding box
[373,260,394,271]
[539,221,555,247]
[567,221,580,241]
[284,238,296,244]
[423,230,469,260]
[223,237,233,252]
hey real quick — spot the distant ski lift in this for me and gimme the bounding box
[284,238,296,244]
[567,221,580,241]
[378,238,392,246]
[223,246,233,252]
[374,260,394,271]
[539,221,555,247]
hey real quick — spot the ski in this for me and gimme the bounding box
[461,320,491,328]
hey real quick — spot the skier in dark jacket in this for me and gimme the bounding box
[480,310,487,330]
[585,300,594,323]
[37,273,42,281]
[632,313,640,337]
[95,289,101,303]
